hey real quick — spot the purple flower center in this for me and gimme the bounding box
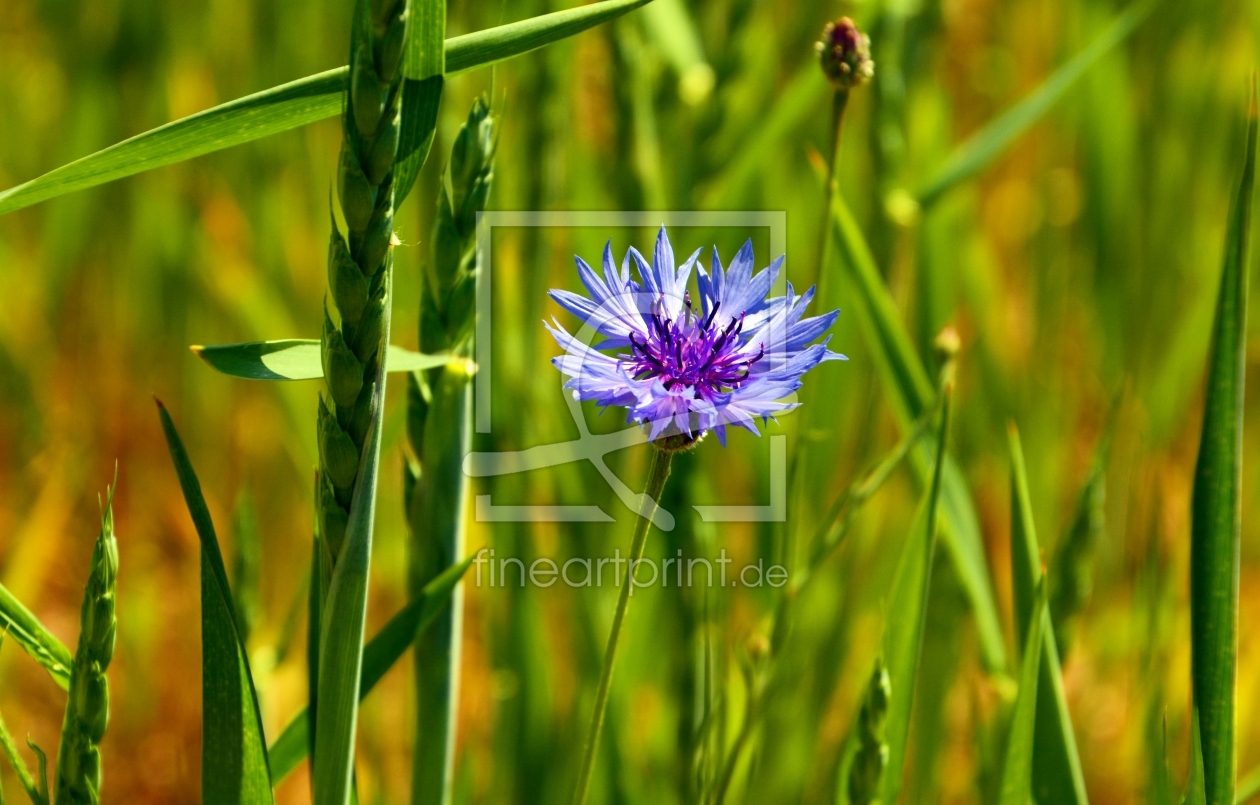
[621,296,765,399]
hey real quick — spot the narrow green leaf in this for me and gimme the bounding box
[1189,714,1208,805]
[877,387,952,805]
[1007,423,1090,805]
[1190,84,1257,805]
[267,557,473,784]
[997,583,1047,805]
[0,584,72,691]
[156,402,273,804]
[191,340,457,381]
[916,0,1154,209]
[831,192,1008,674]
[0,0,653,217]
[394,76,443,210]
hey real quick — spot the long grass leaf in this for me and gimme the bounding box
[0,584,72,690]
[190,340,456,381]
[876,385,951,805]
[916,0,1154,209]
[0,0,652,217]
[267,557,473,784]
[997,583,1047,805]
[157,402,274,804]
[831,192,1007,673]
[1007,423,1090,805]
[1189,83,1257,805]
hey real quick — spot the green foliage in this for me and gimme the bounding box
[0,585,72,691]
[1007,424,1089,805]
[0,665,50,805]
[916,0,1155,209]
[52,479,119,805]
[157,403,273,804]
[0,0,653,218]
[1189,84,1257,805]
[267,557,474,783]
[997,583,1047,805]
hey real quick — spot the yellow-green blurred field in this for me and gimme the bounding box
[2,0,1260,802]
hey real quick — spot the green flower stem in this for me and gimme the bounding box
[572,446,674,805]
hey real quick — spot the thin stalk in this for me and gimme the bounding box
[572,447,675,805]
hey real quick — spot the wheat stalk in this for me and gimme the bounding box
[53,482,119,805]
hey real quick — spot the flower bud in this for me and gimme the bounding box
[816,18,873,90]
[81,671,110,742]
[323,312,365,409]
[351,52,383,140]
[329,228,369,325]
[319,398,360,493]
[338,147,376,233]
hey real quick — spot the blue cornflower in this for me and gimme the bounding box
[545,227,846,446]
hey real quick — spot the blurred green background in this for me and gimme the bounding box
[2,0,1260,802]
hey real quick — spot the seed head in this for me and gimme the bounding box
[816,18,874,91]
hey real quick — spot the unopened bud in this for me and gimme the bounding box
[376,15,407,85]
[816,18,874,91]
[351,52,383,140]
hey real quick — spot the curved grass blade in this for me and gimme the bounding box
[916,0,1154,209]
[0,0,653,218]
[157,402,274,804]
[0,584,72,691]
[831,192,1007,674]
[1189,82,1257,805]
[1007,423,1090,805]
[875,382,952,805]
[997,583,1047,805]
[267,557,473,784]
[191,341,457,381]
[0,642,50,805]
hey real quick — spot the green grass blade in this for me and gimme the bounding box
[0,584,72,691]
[0,0,652,218]
[1237,766,1260,805]
[916,0,1154,209]
[311,270,392,805]
[157,402,274,804]
[267,557,473,784]
[191,340,456,381]
[831,192,1007,674]
[997,583,1047,805]
[1007,423,1090,805]
[1189,83,1257,805]
[876,385,952,805]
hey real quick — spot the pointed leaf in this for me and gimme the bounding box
[267,556,473,783]
[916,0,1154,208]
[832,192,1008,674]
[997,584,1047,805]
[877,389,952,805]
[0,0,653,217]
[1190,84,1256,805]
[0,584,72,691]
[191,340,457,381]
[1008,423,1090,805]
[157,402,274,804]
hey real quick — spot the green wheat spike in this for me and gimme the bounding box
[406,97,494,805]
[316,0,407,582]
[53,480,119,805]
[847,660,891,805]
